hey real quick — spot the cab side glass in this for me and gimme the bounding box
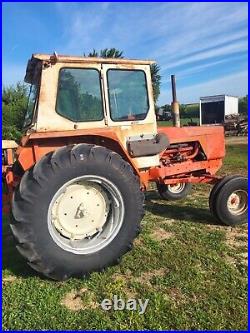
[23,84,38,128]
[107,69,149,121]
[56,68,104,122]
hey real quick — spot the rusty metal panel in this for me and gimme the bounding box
[32,53,155,66]
[158,126,225,160]
[101,63,158,168]
[29,59,159,169]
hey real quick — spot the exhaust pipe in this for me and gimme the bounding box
[171,75,180,127]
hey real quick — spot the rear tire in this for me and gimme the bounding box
[10,144,144,280]
[157,182,192,201]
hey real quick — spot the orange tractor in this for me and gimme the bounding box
[2,54,248,280]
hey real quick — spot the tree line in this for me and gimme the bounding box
[159,96,248,119]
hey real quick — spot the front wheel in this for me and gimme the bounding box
[11,144,144,280]
[157,182,192,201]
[209,176,248,226]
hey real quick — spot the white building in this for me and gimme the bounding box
[199,95,238,125]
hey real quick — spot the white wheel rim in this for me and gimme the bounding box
[227,190,248,216]
[167,183,185,194]
[47,175,124,254]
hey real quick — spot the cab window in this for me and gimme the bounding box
[56,68,103,122]
[23,84,38,128]
[107,69,149,121]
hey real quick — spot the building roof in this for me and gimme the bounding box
[32,53,155,66]
[200,94,238,101]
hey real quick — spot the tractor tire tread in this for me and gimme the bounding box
[10,143,144,280]
[209,175,243,220]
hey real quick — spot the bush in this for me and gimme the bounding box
[239,95,248,116]
[2,83,28,141]
[181,104,199,118]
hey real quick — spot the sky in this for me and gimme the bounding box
[2,2,248,105]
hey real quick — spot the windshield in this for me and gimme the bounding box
[23,84,38,128]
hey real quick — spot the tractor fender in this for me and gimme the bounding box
[16,131,141,177]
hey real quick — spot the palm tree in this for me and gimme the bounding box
[85,48,161,103]
[85,48,123,58]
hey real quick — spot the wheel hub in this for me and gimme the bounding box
[48,175,125,255]
[227,190,248,215]
[51,182,110,240]
[167,183,185,194]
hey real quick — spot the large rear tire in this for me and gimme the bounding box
[10,144,144,280]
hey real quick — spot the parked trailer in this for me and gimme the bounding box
[199,95,238,125]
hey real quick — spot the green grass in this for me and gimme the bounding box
[2,142,248,330]
[158,117,200,127]
[222,144,248,176]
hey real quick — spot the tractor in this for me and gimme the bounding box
[2,53,248,280]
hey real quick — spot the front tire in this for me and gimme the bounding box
[209,175,241,220]
[10,144,144,280]
[210,176,248,226]
[157,182,192,201]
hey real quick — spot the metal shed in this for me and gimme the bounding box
[199,95,238,125]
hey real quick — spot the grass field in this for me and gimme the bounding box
[2,140,248,330]
[157,118,200,127]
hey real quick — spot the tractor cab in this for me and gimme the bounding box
[23,54,165,168]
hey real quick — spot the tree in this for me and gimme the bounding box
[2,82,28,141]
[150,63,161,102]
[85,48,124,58]
[161,104,171,113]
[239,95,248,116]
[85,48,161,103]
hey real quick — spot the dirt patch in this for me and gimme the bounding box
[161,218,175,226]
[113,270,132,282]
[225,136,247,145]
[113,268,167,287]
[225,253,248,268]
[206,224,227,232]
[134,237,143,247]
[206,224,248,267]
[166,287,186,305]
[240,252,248,266]
[223,226,248,267]
[206,225,248,249]
[134,268,166,286]
[61,290,84,311]
[123,287,137,299]
[61,288,98,311]
[151,228,173,241]
[2,275,17,283]
[225,226,248,249]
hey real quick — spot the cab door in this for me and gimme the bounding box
[101,63,159,169]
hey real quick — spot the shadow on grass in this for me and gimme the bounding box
[2,190,221,278]
[145,190,222,226]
